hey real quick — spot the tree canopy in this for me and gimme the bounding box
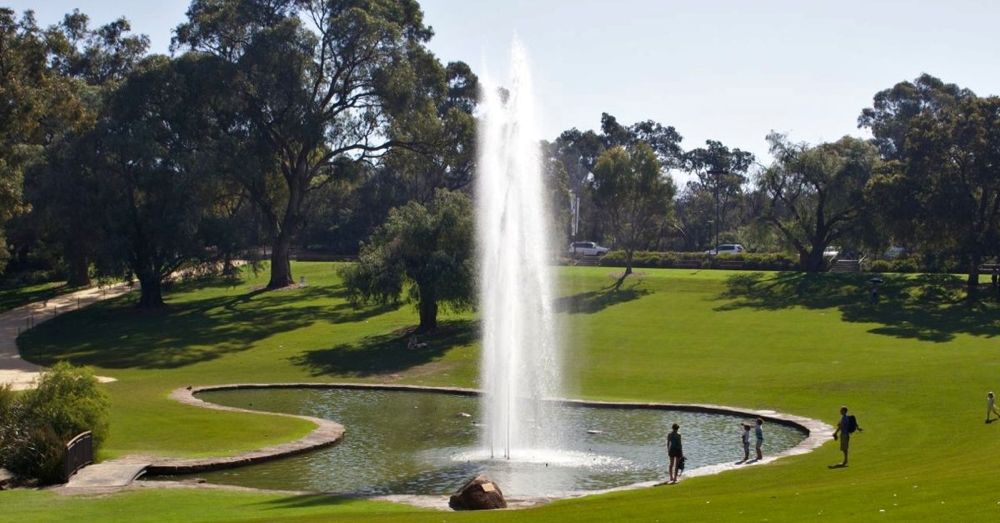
[173,0,446,289]
[760,134,881,272]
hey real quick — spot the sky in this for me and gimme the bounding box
[8,0,1000,169]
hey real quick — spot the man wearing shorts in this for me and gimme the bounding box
[832,405,860,466]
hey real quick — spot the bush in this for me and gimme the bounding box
[598,251,800,271]
[868,260,892,273]
[890,257,920,273]
[0,363,110,484]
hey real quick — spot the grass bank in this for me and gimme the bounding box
[4,263,1000,521]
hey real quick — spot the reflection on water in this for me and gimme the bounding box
[159,389,804,497]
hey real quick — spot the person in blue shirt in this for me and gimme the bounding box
[754,418,764,461]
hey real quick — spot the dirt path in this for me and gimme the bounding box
[0,283,129,390]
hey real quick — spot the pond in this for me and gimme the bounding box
[156,388,806,498]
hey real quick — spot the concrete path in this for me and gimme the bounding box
[0,283,129,390]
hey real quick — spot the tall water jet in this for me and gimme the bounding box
[477,40,562,460]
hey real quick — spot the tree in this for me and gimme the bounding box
[549,113,684,243]
[82,55,228,307]
[175,0,443,289]
[21,10,149,286]
[590,143,676,287]
[869,96,1000,294]
[858,73,973,161]
[341,189,474,332]
[682,140,755,249]
[759,135,881,272]
[0,9,90,273]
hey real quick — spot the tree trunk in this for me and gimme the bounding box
[66,250,90,287]
[967,253,981,297]
[801,249,825,273]
[418,285,438,333]
[267,233,294,289]
[137,273,164,308]
[613,252,634,290]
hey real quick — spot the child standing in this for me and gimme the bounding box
[740,423,751,462]
[987,392,1000,423]
[755,418,764,461]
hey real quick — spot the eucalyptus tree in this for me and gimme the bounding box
[550,113,683,243]
[759,135,881,272]
[868,96,1000,294]
[590,143,676,287]
[682,140,754,249]
[174,0,444,289]
[858,73,973,161]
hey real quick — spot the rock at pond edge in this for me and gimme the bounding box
[449,474,507,510]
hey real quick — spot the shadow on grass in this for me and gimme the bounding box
[555,281,652,314]
[18,280,398,370]
[292,319,477,377]
[256,494,363,510]
[718,272,1000,342]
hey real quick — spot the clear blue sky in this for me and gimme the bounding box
[8,0,1000,165]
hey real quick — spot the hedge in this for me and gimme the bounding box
[596,251,801,271]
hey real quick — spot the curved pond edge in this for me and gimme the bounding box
[154,382,835,509]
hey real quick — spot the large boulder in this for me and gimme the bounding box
[448,474,507,510]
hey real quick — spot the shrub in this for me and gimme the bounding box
[598,251,800,271]
[890,256,920,273]
[0,363,110,484]
[869,260,892,273]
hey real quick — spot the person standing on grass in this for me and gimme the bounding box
[832,405,862,466]
[754,418,764,461]
[667,423,683,483]
[987,392,1000,423]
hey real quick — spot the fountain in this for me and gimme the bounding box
[149,41,814,503]
[476,39,563,462]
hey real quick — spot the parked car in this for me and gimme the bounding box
[568,241,609,256]
[823,245,841,258]
[885,246,906,259]
[704,243,745,255]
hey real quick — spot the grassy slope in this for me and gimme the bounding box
[4,263,1000,521]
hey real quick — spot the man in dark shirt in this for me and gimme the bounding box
[832,405,861,466]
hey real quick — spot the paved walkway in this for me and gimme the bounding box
[0,283,129,390]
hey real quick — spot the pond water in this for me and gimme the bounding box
[157,388,805,497]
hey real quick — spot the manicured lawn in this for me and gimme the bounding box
[4,262,1000,521]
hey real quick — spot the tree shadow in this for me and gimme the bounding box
[254,494,362,510]
[717,272,1000,343]
[555,281,653,314]
[291,319,477,377]
[18,280,399,370]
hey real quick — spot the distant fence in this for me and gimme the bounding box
[63,431,94,482]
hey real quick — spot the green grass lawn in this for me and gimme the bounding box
[4,262,1000,521]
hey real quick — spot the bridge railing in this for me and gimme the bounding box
[63,431,94,482]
